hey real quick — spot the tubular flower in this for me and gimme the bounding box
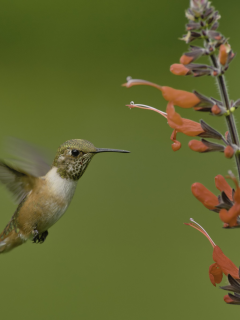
[221,274,240,305]
[219,173,240,227]
[122,77,200,108]
[192,173,240,227]
[185,219,239,287]
[126,102,205,151]
[188,139,224,153]
[191,174,240,228]
[191,183,218,210]
[215,175,232,200]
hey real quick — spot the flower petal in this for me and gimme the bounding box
[213,246,239,279]
[219,204,240,227]
[191,182,219,210]
[166,103,204,136]
[209,263,223,286]
[170,130,181,151]
[166,102,183,125]
[215,175,233,200]
[224,294,236,304]
[161,87,200,108]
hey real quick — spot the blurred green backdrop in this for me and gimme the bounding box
[0,0,240,319]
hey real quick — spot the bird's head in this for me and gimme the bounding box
[53,139,129,180]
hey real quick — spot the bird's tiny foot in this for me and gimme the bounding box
[39,230,48,244]
[32,229,40,243]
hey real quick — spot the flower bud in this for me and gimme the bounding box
[208,30,223,41]
[211,104,221,115]
[180,48,204,65]
[185,9,195,21]
[170,64,191,76]
[180,55,193,65]
[224,145,235,159]
[189,139,224,153]
[171,141,181,151]
[188,140,208,152]
[191,182,219,210]
[219,44,231,66]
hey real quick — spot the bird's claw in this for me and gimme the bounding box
[32,230,48,244]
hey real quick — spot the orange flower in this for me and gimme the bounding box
[219,203,240,227]
[219,174,240,227]
[166,103,204,135]
[122,78,200,108]
[224,295,237,304]
[170,64,190,76]
[185,219,239,286]
[192,174,235,216]
[191,183,218,210]
[126,102,205,151]
[215,175,232,200]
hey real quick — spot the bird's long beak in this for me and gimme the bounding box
[95,148,130,153]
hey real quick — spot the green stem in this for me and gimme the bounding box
[209,54,240,179]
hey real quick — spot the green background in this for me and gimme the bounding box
[0,0,239,319]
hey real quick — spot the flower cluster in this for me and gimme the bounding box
[185,219,240,304]
[123,0,240,305]
[192,172,240,228]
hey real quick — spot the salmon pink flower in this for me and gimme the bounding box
[191,183,219,210]
[126,102,206,151]
[191,173,240,227]
[219,173,240,227]
[192,174,233,207]
[122,77,200,109]
[221,274,240,305]
[215,174,232,200]
[185,219,239,286]
[188,139,224,153]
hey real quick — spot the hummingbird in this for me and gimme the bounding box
[0,138,129,253]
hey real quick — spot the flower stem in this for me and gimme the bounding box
[209,54,240,179]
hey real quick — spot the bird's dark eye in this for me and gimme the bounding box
[71,149,80,157]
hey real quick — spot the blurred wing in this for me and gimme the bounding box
[6,137,51,177]
[0,137,51,203]
[0,161,38,203]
